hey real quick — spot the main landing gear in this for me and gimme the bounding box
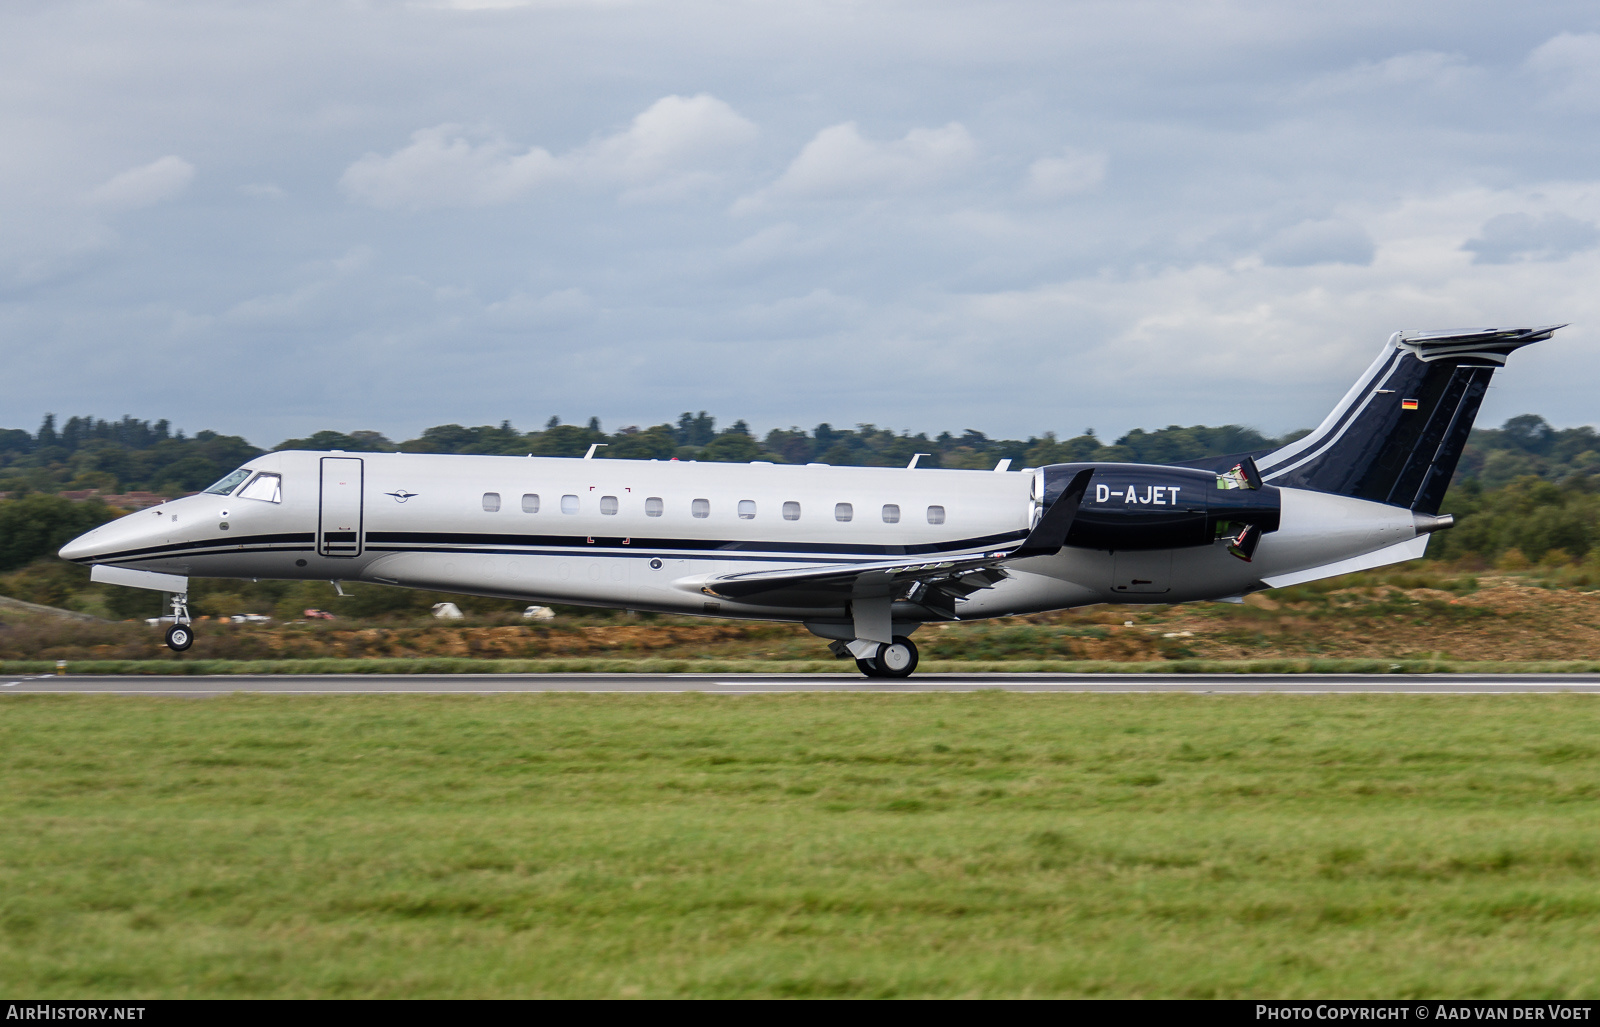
[854,636,919,679]
[164,592,194,652]
[820,599,922,678]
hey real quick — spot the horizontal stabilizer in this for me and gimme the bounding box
[1259,535,1429,589]
[1396,325,1563,365]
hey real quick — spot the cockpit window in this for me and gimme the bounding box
[203,468,253,495]
[238,473,282,503]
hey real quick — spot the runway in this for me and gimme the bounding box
[5,672,1600,695]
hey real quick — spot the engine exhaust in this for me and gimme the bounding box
[1413,512,1455,534]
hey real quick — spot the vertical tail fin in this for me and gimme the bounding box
[1257,326,1562,514]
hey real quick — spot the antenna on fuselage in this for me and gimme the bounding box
[583,444,608,459]
[906,453,930,469]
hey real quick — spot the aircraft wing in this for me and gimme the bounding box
[696,468,1094,614]
[699,552,1015,612]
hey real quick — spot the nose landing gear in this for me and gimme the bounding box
[165,623,193,651]
[164,592,194,652]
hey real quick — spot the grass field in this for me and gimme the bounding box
[9,657,1600,675]
[3,693,1600,998]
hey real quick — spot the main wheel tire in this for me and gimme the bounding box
[165,624,193,652]
[873,636,919,678]
[855,657,884,677]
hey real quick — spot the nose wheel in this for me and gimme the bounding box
[164,591,194,652]
[165,623,194,651]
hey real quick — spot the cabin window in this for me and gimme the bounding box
[881,504,900,523]
[600,495,619,515]
[835,502,853,522]
[927,505,946,525]
[645,497,664,517]
[239,473,281,503]
[738,500,756,520]
[482,492,501,512]
[692,498,710,518]
[782,501,801,521]
[203,468,253,496]
[522,494,540,513]
[561,495,579,514]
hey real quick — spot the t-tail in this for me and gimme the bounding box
[1256,326,1563,514]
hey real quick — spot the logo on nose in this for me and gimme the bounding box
[385,490,418,504]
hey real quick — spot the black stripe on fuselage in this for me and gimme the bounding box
[66,532,316,565]
[78,529,1026,567]
[362,529,1025,557]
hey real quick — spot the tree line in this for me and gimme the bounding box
[2,410,1308,499]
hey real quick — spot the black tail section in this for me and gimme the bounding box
[1256,326,1561,514]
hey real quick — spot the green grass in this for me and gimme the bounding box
[3,693,1600,997]
[8,657,1600,675]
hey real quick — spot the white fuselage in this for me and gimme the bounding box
[60,450,1428,622]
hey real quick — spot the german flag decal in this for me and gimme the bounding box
[1401,398,1419,410]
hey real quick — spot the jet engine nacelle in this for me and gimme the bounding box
[1039,462,1282,552]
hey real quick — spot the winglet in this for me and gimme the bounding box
[1011,468,1093,559]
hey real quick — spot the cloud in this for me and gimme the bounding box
[1295,50,1476,100]
[339,94,756,209]
[1463,212,1600,264]
[943,203,1597,419]
[1528,32,1600,108]
[1023,150,1107,199]
[221,246,375,326]
[481,287,596,331]
[429,0,631,8]
[1260,219,1376,267]
[85,156,195,209]
[14,1,1600,445]
[727,288,862,339]
[748,121,976,205]
[584,94,758,188]
[339,125,562,209]
[0,218,117,294]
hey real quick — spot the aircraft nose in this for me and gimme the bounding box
[59,526,109,563]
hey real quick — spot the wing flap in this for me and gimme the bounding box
[700,553,1011,605]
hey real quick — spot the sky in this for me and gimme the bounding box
[3,0,1599,448]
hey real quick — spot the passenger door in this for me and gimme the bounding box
[318,456,364,558]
